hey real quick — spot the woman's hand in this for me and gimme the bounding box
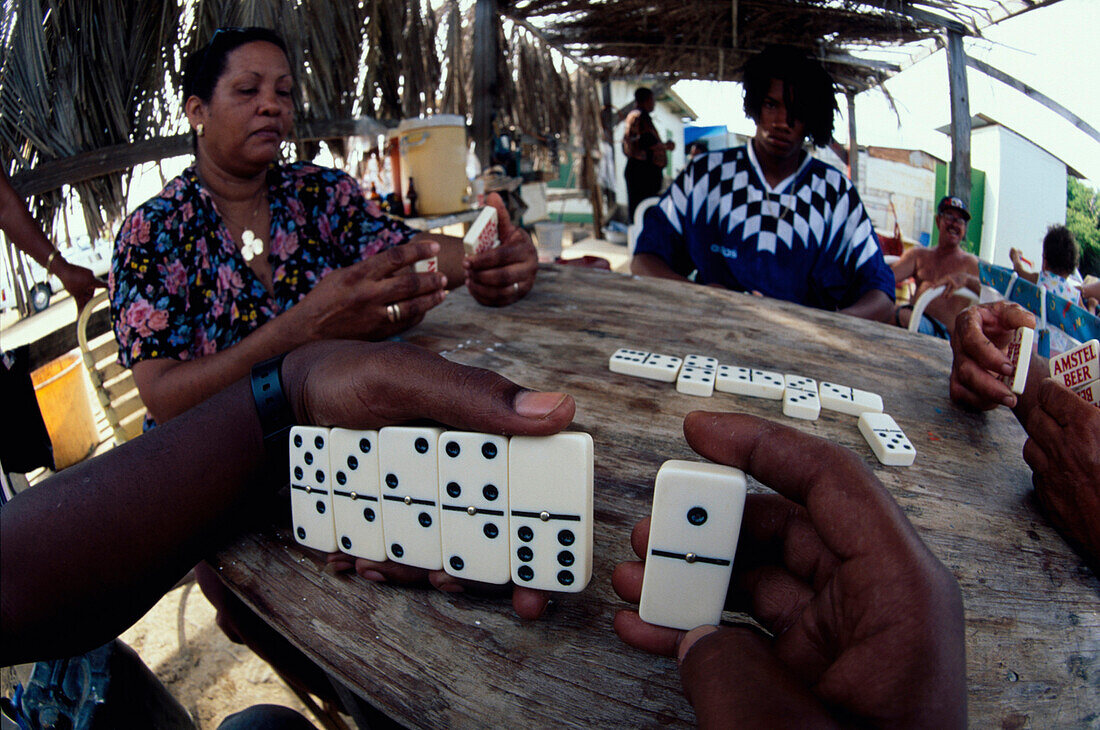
[463,193,538,307]
[281,339,577,618]
[287,239,448,342]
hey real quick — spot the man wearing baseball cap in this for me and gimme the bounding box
[890,195,980,337]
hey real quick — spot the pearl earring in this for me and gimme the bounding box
[196,123,205,137]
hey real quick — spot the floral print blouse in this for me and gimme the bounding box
[110,162,415,368]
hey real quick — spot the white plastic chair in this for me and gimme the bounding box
[627,197,660,254]
[907,285,979,333]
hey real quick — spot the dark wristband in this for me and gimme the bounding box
[251,354,296,477]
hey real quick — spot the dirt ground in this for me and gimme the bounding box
[119,577,320,729]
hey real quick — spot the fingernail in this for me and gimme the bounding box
[677,625,720,666]
[359,570,386,582]
[439,582,464,594]
[429,242,440,254]
[1001,362,1014,375]
[515,391,568,419]
[440,274,448,288]
[1003,395,1017,408]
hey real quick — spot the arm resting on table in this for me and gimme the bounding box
[631,252,690,282]
[839,289,894,323]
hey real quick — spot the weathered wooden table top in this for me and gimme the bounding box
[214,264,1099,728]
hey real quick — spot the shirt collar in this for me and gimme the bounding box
[746,141,811,195]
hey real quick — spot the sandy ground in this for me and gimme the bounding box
[118,578,318,729]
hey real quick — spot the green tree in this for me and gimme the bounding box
[1067,177,1100,277]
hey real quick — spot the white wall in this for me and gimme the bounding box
[975,125,1067,267]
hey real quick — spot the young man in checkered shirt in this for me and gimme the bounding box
[631,46,895,322]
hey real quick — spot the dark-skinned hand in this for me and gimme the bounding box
[612,412,966,728]
[281,339,576,619]
[949,300,1036,410]
[1023,379,1100,572]
[463,192,538,306]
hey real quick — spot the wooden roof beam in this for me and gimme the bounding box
[967,56,1100,145]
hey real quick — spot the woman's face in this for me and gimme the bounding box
[188,41,293,176]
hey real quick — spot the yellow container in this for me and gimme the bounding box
[31,352,98,469]
[394,115,469,215]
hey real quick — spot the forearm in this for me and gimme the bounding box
[0,173,58,267]
[0,375,274,664]
[137,313,308,424]
[840,289,894,322]
[412,231,466,289]
[631,252,689,282]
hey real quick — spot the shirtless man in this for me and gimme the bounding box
[891,196,979,337]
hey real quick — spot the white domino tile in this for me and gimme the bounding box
[715,365,785,399]
[289,426,338,553]
[609,348,683,382]
[639,460,747,631]
[507,433,593,592]
[676,365,716,397]
[683,354,719,371]
[329,428,385,561]
[463,206,500,256]
[997,327,1035,395]
[1049,339,1099,391]
[378,426,445,570]
[438,432,511,584]
[413,256,438,273]
[858,412,916,466]
[782,374,820,420]
[818,382,884,416]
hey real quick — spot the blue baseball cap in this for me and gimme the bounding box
[937,196,970,221]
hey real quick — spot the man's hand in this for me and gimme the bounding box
[281,339,576,618]
[463,193,538,306]
[950,301,1037,411]
[1023,379,1100,571]
[612,412,966,728]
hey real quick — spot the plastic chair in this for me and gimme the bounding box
[78,291,146,444]
[979,261,1100,357]
[907,285,979,334]
[627,196,660,254]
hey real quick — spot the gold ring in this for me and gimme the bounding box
[386,303,400,323]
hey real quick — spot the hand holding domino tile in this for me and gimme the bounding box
[286,238,448,341]
[461,192,538,307]
[612,412,966,726]
[949,301,1038,412]
[282,339,576,619]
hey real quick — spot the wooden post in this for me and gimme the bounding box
[946,30,971,207]
[472,0,499,171]
[846,89,858,188]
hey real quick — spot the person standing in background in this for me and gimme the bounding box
[622,87,675,219]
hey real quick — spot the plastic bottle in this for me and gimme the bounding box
[407,178,419,217]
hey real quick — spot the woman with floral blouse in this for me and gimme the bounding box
[110,27,536,428]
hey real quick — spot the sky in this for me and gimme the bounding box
[672,0,1100,186]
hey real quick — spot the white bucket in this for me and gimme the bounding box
[392,115,468,215]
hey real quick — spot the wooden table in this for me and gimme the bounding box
[214,265,1099,728]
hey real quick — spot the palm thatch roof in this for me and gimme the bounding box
[501,0,1065,91]
[0,0,1064,244]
